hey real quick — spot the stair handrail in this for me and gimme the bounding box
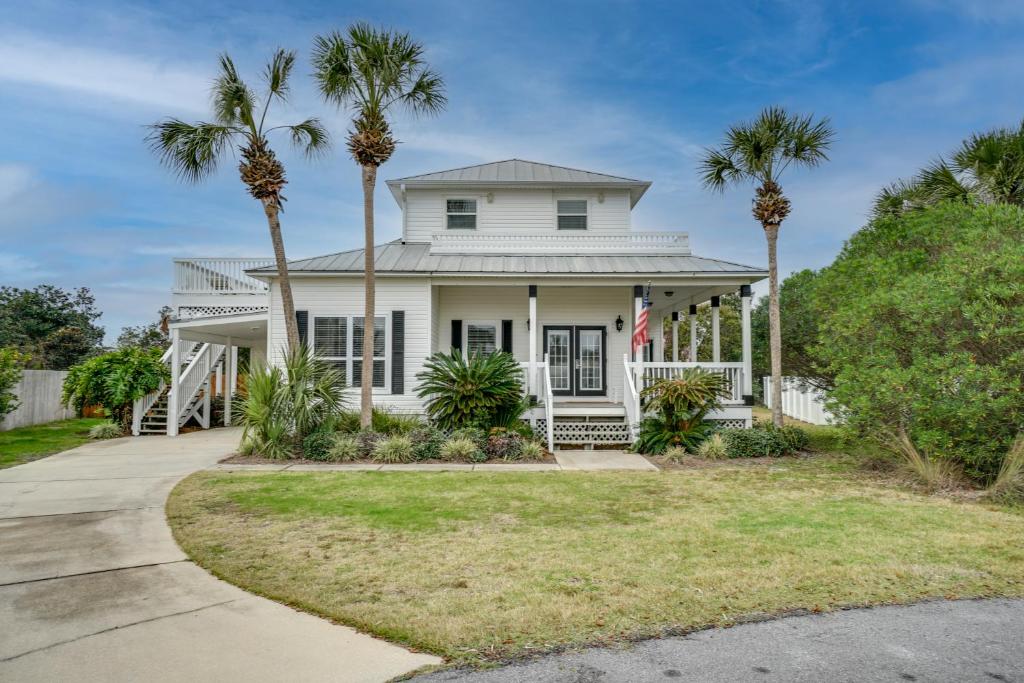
[132,339,205,436]
[541,353,554,452]
[623,353,640,441]
[175,343,226,427]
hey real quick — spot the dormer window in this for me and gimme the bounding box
[557,199,588,230]
[446,199,477,229]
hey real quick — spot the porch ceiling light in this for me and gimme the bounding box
[615,315,624,332]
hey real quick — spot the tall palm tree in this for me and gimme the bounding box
[699,107,834,427]
[873,120,1024,218]
[312,24,446,428]
[147,50,328,350]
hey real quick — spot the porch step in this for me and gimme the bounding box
[551,401,625,418]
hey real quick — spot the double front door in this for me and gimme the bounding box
[543,326,606,396]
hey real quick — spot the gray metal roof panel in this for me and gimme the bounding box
[388,159,646,185]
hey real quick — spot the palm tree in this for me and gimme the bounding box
[147,50,328,350]
[312,24,446,428]
[872,120,1024,218]
[699,107,834,427]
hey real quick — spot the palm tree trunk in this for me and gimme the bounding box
[360,164,377,429]
[764,222,784,427]
[262,200,300,351]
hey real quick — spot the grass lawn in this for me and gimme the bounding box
[0,417,108,469]
[168,461,1024,665]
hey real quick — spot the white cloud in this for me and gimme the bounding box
[0,33,210,114]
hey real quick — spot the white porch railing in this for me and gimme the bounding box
[623,354,641,438]
[131,340,223,435]
[763,376,835,425]
[520,356,554,452]
[173,258,274,294]
[429,231,691,255]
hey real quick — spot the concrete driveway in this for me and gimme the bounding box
[0,428,439,682]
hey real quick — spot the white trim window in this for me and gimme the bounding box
[466,321,498,356]
[556,199,588,230]
[446,198,477,229]
[313,315,386,389]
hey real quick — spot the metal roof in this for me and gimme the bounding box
[249,241,766,278]
[385,159,652,206]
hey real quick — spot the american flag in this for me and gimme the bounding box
[632,283,651,353]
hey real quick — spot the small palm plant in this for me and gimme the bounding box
[634,369,730,454]
[147,50,329,350]
[312,24,446,428]
[700,107,834,427]
[415,350,524,431]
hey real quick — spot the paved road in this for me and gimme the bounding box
[0,428,438,682]
[417,599,1024,683]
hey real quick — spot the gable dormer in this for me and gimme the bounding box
[386,160,652,243]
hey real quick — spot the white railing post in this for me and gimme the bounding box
[542,353,554,452]
[167,329,181,436]
[528,285,537,396]
[224,338,234,427]
[740,285,753,404]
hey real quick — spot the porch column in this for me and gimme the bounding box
[654,313,665,361]
[167,328,180,437]
[740,285,753,405]
[632,285,643,361]
[688,304,698,362]
[528,285,537,395]
[671,311,679,362]
[223,337,233,426]
[711,296,721,363]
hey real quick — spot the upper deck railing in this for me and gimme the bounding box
[173,258,274,295]
[429,231,690,255]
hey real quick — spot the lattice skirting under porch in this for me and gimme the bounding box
[535,419,633,445]
[707,418,748,429]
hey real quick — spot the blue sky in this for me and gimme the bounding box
[2,0,1023,341]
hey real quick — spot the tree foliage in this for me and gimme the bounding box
[634,369,730,454]
[415,351,524,431]
[0,348,28,419]
[117,306,172,352]
[813,202,1024,482]
[62,347,169,429]
[0,285,104,369]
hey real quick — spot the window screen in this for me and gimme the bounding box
[557,199,588,230]
[446,199,477,229]
[466,323,497,356]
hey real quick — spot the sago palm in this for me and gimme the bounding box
[312,24,446,428]
[699,106,834,427]
[147,50,328,350]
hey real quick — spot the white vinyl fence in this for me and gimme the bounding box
[762,376,835,426]
[0,370,74,431]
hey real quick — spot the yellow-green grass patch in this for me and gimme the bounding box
[167,464,1024,665]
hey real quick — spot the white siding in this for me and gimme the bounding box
[404,188,633,242]
[436,284,633,403]
[268,277,431,413]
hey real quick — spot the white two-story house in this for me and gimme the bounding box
[142,160,766,449]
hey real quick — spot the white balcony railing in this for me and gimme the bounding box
[429,231,690,255]
[625,361,746,405]
[173,258,274,295]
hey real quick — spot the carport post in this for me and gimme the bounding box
[224,336,233,427]
[167,328,180,437]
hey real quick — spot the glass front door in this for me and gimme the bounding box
[544,326,606,396]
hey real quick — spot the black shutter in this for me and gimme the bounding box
[296,310,309,348]
[391,311,405,394]
[451,320,462,351]
[501,320,513,353]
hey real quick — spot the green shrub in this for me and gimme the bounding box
[450,426,487,450]
[695,433,728,459]
[372,408,423,435]
[753,421,809,452]
[987,435,1024,504]
[302,431,336,461]
[0,347,27,420]
[485,432,524,461]
[519,441,545,461]
[633,370,730,454]
[439,437,484,462]
[62,347,169,430]
[328,434,360,462]
[812,202,1024,482]
[664,445,689,462]
[89,422,123,439]
[409,426,447,461]
[238,346,345,459]
[373,435,414,463]
[335,410,361,433]
[721,428,790,458]
[415,350,525,430]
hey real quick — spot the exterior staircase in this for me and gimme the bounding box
[131,340,227,436]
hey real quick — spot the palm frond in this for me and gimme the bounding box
[311,31,361,107]
[212,53,256,129]
[785,113,834,167]
[145,119,237,182]
[284,118,331,158]
[399,68,447,115]
[698,147,744,191]
[263,48,296,103]
[918,159,974,204]
[871,178,923,219]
